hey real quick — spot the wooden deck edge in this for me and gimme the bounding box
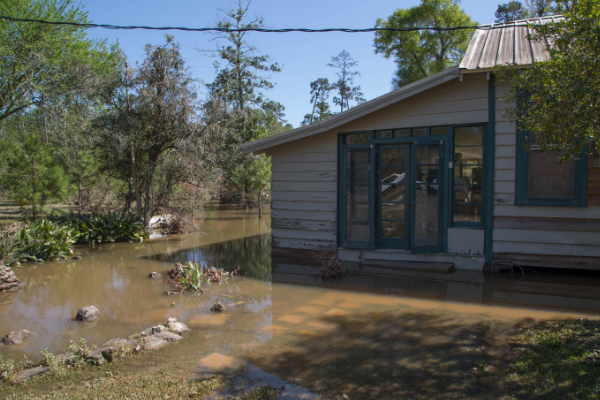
[493,253,600,270]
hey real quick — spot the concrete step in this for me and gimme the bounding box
[360,259,454,275]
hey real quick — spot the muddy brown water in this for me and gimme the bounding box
[2,208,600,398]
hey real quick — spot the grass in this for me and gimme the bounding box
[506,318,600,399]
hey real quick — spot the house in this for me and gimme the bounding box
[241,16,600,271]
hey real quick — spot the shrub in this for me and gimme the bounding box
[49,213,147,245]
[12,220,75,262]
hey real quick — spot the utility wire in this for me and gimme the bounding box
[0,15,498,33]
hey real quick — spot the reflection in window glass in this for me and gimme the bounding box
[346,148,370,240]
[394,129,409,137]
[431,126,448,136]
[413,128,427,136]
[453,125,484,225]
[374,130,392,138]
[346,133,369,144]
[528,149,575,198]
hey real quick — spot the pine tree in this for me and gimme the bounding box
[328,51,366,113]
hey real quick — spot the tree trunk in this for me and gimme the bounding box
[31,157,37,222]
[258,188,262,219]
[131,142,143,221]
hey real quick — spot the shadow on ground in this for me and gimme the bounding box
[248,311,512,400]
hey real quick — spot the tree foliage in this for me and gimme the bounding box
[501,0,600,160]
[495,1,529,22]
[328,51,365,113]
[0,0,119,123]
[301,78,334,126]
[374,0,476,89]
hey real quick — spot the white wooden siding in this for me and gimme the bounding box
[447,228,484,255]
[269,131,338,251]
[492,79,600,259]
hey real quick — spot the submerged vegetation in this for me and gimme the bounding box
[167,262,243,292]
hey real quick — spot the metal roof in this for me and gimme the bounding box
[460,15,563,70]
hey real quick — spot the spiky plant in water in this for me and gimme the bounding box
[12,220,75,262]
[49,213,147,245]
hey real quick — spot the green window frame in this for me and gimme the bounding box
[515,128,588,207]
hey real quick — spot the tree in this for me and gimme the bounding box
[524,0,565,17]
[0,0,119,123]
[328,51,366,113]
[5,131,70,221]
[501,0,600,160]
[301,78,334,126]
[374,0,476,89]
[495,1,529,22]
[207,0,281,117]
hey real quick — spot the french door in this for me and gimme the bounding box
[376,142,444,253]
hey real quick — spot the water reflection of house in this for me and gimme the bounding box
[271,263,600,315]
[242,16,600,272]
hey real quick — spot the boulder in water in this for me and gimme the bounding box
[76,306,99,322]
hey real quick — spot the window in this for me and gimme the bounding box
[515,130,587,206]
[452,126,484,226]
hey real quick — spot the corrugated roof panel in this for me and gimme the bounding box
[460,15,562,70]
[460,29,487,69]
[478,28,502,68]
[496,24,515,66]
[514,25,533,65]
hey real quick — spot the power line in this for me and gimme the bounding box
[0,15,492,33]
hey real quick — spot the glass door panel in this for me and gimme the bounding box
[346,148,371,244]
[411,143,443,253]
[378,145,409,249]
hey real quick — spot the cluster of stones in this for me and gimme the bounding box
[6,305,190,382]
[0,261,23,292]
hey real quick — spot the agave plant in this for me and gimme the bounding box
[177,262,203,292]
[49,213,147,245]
[12,220,75,262]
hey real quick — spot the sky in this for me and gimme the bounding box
[82,0,500,128]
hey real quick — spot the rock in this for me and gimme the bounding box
[139,325,167,337]
[153,331,182,342]
[149,272,162,278]
[0,262,22,292]
[210,302,226,312]
[167,317,189,335]
[99,338,139,362]
[19,258,29,264]
[86,350,106,365]
[1,329,32,345]
[13,366,51,382]
[76,306,99,322]
[143,335,168,350]
[56,351,76,365]
[72,256,83,260]
[166,291,179,296]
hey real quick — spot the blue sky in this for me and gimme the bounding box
[82,0,499,128]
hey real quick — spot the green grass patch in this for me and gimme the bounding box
[507,318,600,399]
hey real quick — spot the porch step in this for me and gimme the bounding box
[360,259,454,275]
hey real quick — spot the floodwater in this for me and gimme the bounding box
[2,208,600,398]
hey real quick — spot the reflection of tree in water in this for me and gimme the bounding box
[166,234,272,281]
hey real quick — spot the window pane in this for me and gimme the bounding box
[416,166,440,184]
[346,133,369,144]
[455,126,483,145]
[382,184,405,202]
[454,147,482,165]
[431,126,448,136]
[453,184,482,203]
[414,188,438,246]
[453,204,482,223]
[381,148,406,165]
[382,203,405,220]
[394,129,409,137]
[374,129,392,139]
[413,127,427,137]
[381,220,405,238]
[346,148,369,168]
[347,168,369,186]
[528,150,575,198]
[347,149,370,241]
[382,167,406,183]
[454,166,483,184]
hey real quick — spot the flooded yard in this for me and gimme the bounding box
[2,208,600,398]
